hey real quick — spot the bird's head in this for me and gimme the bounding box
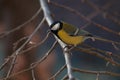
[50,21,63,34]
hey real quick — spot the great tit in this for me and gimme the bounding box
[50,21,93,46]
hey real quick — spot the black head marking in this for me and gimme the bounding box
[50,21,63,34]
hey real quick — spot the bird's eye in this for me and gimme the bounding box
[51,23,60,31]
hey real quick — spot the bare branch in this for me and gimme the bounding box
[83,0,120,25]
[0,56,12,71]
[49,65,66,80]
[72,68,120,77]
[1,41,58,80]
[0,17,45,79]
[64,49,74,80]
[19,32,51,55]
[0,8,42,38]
[75,47,120,67]
[5,55,17,80]
[13,36,28,50]
[0,31,50,72]
[50,1,120,36]
[31,64,36,80]
[94,37,120,45]
[39,0,53,25]
[82,44,120,60]
[33,40,58,66]
[40,0,74,79]
[15,17,45,55]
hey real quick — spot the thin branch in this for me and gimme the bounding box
[31,64,36,80]
[16,17,45,52]
[72,68,120,77]
[0,56,12,71]
[112,43,120,51]
[13,36,28,50]
[82,44,120,60]
[94,36,120,45]
[0,8,42,38]
[49,65,66,80]
[32,40,58,67]
[62,74,68,80]
[4,17,45,79]
[83,0,120,25]
[82,1,112,29]
[86,0,112,19]
[50,1,120,36]
[0,17,45,77]
[15,17,45,55]
[60,66,120,80]
[2,67,32,80]
[5,55,17,80]
[1,41,58,80]
[19,32,51,55]
[0,32,50,73]
[0,8,43,72]
[75,47,120,67]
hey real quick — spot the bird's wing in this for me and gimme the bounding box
[62,21,91,36]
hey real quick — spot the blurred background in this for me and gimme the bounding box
[0,0,120,80]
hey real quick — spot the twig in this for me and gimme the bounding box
[2,67,32,80]
[86,0,112,19]
[0,8,42,38]
[1,41,58,80]
[4,16,45,79]
[0,32,50,73]
[82,1,112,29]
[72,68,120,77]
[82,44,120,60]
[19,32,51,55]
[75,47,120,67]
[2,17,45,79]
[15,17,45,55]
[112,43,119,51]
[50,1,120,36]
[94,36,120,45]
[83,0,120,26]
[49,65,66,80]
[62,74,68,80]
[0,56,12,71]
[13,36,28,50]
[32,40,58,66]
[60,66,120,80]
[31,64,36,80]
[0,8,43,72]
[5,56,17,80]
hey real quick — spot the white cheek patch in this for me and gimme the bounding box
[51,23,60,30]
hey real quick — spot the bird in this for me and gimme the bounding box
[50,21,94,46]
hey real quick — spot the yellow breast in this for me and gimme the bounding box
[58,29,85,46]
